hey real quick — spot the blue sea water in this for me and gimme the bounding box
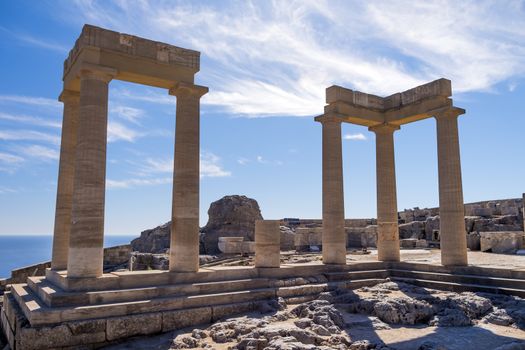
[0,235,136,279]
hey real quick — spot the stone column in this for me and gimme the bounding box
[168,82,208,272]
[255,220,280,268]
[435,108,468,266]
[522,193,525,232]
[51,90,80,270]
[316,115,346,265]
[369,123,400,262]
[68,65,116,278]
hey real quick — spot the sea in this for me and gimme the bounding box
[0,235,136,279]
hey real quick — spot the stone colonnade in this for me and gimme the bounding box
[51,64,208,278]
[317,108,468,266]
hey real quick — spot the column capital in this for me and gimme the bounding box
[369,123,400,134]
[169,82,208,98]
[78,63,117,83]
[58,90,80,103]
[314,113,344,124]
[433,107,465,121]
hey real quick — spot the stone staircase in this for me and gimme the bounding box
[3,261,525,349]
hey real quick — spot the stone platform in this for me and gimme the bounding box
[2,261,525,350]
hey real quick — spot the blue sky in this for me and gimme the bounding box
[0,0,524,235]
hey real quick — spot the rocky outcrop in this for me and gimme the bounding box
[131,222,170,254]
[201,195,263,254]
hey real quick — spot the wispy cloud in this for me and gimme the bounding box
[344,133,367,141]
[0,152,24,164]
[0,112,61,128]
[110,105,145,125]
[107,121,140,143]
[0,152,24,174]
[0,95,60,108]
[0,186,18,194]
[15,145,59,161]
[0,130,60,144]
[237,157,250,165]
[0,26,68,53]
[64,0,525,117]
[106,177,172,189]
[200,152,231,178]
[132,151,231,179]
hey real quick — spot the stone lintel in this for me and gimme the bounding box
[65,24,200,75]
[63,25,200,91]
[326,78,451,111]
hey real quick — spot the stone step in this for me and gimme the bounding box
[325,269,389,281]
[390,276,525,298]
[28,276,276,307]
[11,277,388,327]
[389,269,525,290]
[46,261,388,292]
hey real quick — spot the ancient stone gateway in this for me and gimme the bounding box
[316,79,468,266]
[51,24,208,278]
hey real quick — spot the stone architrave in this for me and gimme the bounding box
[369,123,400,262]
[169,82,208,272]
[316,114,346,265]
[51,90,80,270]
[68,65,116,278]
[255,220,280,268]
[435,108,468,266]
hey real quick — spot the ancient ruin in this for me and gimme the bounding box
[316,79,467,266]
[1,25,524,350]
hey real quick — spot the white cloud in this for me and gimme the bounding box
[344,133,367,141]
[200,152,231,178]
[0,112,61,128]
[110,105,145,125]
[0,186,17,194]
[237,157,250,165]
[0,130,60,144]
[256,155,267,164]
[0,95,60,108]
[106,177,172,189]
[107,121,140,143]
[0,27,68,53]
[16,145,59,161]
[0,152,24,164]
[0,152,24,173]
[64,0,525,118]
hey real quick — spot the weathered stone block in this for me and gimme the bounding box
[218,237,244,254]
[326,85,353,104]
[106,312,162,341]
[1,309,15,350]
[16,319,106,350]
[162,307,212,332]
[480,232,525,254]
[467,232,481,251]
[211,302,254,321]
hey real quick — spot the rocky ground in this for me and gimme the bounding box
[104,280,525,350]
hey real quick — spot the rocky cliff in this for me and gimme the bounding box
[201,195,263,253]
[131,195,264,254]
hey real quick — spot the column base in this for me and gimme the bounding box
[322,243,347,265]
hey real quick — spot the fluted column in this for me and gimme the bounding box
[68,65,116,278]
[370,123,400,262]
[316,115,346,265]
[51,90,80,270]
[435,107,468,266]
[169,82,208,272]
